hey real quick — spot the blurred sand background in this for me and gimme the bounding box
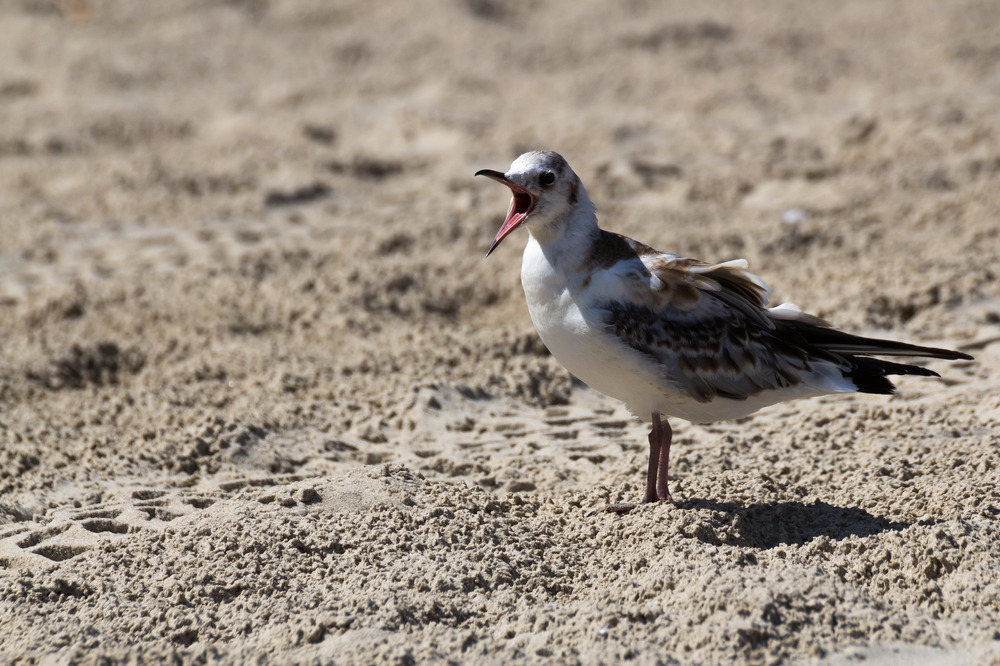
[2,0,1000,663]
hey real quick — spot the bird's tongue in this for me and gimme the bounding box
[487,191,533,256]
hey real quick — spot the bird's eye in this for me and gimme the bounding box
[539,171,556,187]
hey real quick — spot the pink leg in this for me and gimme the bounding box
[643,413,673,503]
[642,415,663,504]
[591,412,674,515]
[655,414,673,502]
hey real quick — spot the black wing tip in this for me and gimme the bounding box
[908,345,974,361]
[776,318,974,361]
[853,343,972,361]
[848,358,942,394]
[851,374,897,395]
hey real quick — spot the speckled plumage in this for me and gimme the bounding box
[478,150,972,507]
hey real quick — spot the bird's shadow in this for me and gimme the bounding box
[674,498,913,550]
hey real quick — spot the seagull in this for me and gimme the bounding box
[476,150,972,510]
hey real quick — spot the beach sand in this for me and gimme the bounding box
[2,1,1000,663]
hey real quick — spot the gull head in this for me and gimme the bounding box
[476,150,585,257]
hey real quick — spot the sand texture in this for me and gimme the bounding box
[2,1,1000,663]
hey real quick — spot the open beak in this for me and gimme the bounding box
[475,169,536,257]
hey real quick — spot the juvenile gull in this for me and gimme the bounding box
[476,150,972,510]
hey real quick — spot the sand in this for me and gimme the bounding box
[2,0,1000,663]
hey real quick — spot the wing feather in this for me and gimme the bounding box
[596,241,970,403]
[600,251,811,403]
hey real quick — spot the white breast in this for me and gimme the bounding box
[520,237,678,421]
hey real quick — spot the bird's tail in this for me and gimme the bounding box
[773,316,973,395]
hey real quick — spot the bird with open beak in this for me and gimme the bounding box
[476,150,971,511]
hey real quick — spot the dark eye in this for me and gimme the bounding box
[539,171,556,187]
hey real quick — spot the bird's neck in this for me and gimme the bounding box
[526,189,600,268]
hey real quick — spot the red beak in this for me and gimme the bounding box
[476,169,536,257]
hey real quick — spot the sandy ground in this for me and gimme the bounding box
[2,0,1000,663]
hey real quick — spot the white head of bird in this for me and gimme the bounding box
[476,150,596,256]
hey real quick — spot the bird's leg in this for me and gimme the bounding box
[655,414,673,502]
[589,412,672,515]
[642,413,663,504]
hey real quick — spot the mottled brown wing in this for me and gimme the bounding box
[600,256,814,402]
